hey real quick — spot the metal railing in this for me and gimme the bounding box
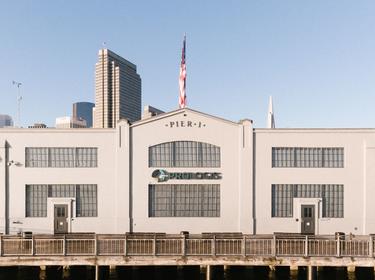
[0,233,374,258]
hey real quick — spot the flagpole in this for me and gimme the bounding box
[178,34,187,108]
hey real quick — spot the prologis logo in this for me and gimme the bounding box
[152,169,222,182]
[152,169,170,182]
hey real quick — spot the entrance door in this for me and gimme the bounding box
[54,204,68,233]
[301,205,315,234]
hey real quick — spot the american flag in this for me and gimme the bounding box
[179,35,187,108]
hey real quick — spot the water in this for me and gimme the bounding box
[0,266,373,280]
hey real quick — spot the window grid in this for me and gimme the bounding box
[76,184,97,217]
[272,147,344,168]
[26,185,48,217]
[25,184,97,217]
[25,147,98,168]
[149,184,220,217]
[149,141,220,168]
[271,184,344,218]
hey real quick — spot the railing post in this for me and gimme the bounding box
[94,234,98,256]
[63,235,66,256]
[336,235,341,257]
[31,237,34,256]
[369,235,373,257]
[272,235,276,256]
[212,236,216,256]
[153,235,157,256]
[181,235,186,256]
[304,235,308,257]
[124,234,127,256]
[242,236,246,257]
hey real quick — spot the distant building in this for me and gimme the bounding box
[28,123,47,128]
[142,105,164,120]
[0,115,13,128]
[56,116,87,128]
[94,49,142,128]
[73,102,95,128]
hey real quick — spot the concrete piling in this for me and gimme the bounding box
[307,266,313,280]
[95,265,99,280]
[38,266,46,280]
[206,265,211,280]
[62,265,70,279]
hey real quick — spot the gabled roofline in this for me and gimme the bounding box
[130,107,248,127]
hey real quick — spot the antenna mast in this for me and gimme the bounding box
[12,81,22,127]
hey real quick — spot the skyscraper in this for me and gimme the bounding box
[73,102,95,127]
[94,49,142,128]
[0,114,13,127]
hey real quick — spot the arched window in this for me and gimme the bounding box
[149,141,220,167]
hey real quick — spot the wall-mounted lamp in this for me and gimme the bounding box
[7,160,21,166]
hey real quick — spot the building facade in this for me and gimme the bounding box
[73,102,95,128]
[94,49,142,128]
[0,108,373,235]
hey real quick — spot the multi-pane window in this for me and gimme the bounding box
[48,184,76,197]
[25,148,49,167]
[272,147,344,168]
[26,185,48,217]
[25,147,98,168]
[25,184,97,217]
[76,184,98,217]
[271,184,344,218]
[149,141,220,168]
[149,184,220,217]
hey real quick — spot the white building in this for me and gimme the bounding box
[0,108,371,235]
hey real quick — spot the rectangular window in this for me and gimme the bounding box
[149,184,220,217]
[48,184,76,197]
[271,184,344,218]
[25,147,98,168]
[272,147,344,168]
[25,148,49,167]
[76,184,97,217]
[25,184,97,217]
[25,185,48,217]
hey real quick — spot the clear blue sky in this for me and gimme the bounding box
[1,0,375,128]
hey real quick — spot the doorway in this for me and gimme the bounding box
[54,204,68,233]
[301,205,315,234]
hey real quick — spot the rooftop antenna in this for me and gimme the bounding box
[12,80,22,127]
[267,96,275,129]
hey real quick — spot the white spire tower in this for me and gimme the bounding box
[267,96,275,129]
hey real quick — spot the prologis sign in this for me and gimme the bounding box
[152,169,222,182]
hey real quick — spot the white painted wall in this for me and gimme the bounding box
[0,128,127,234]
[131,109,253,234]
[254,129,375,235]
